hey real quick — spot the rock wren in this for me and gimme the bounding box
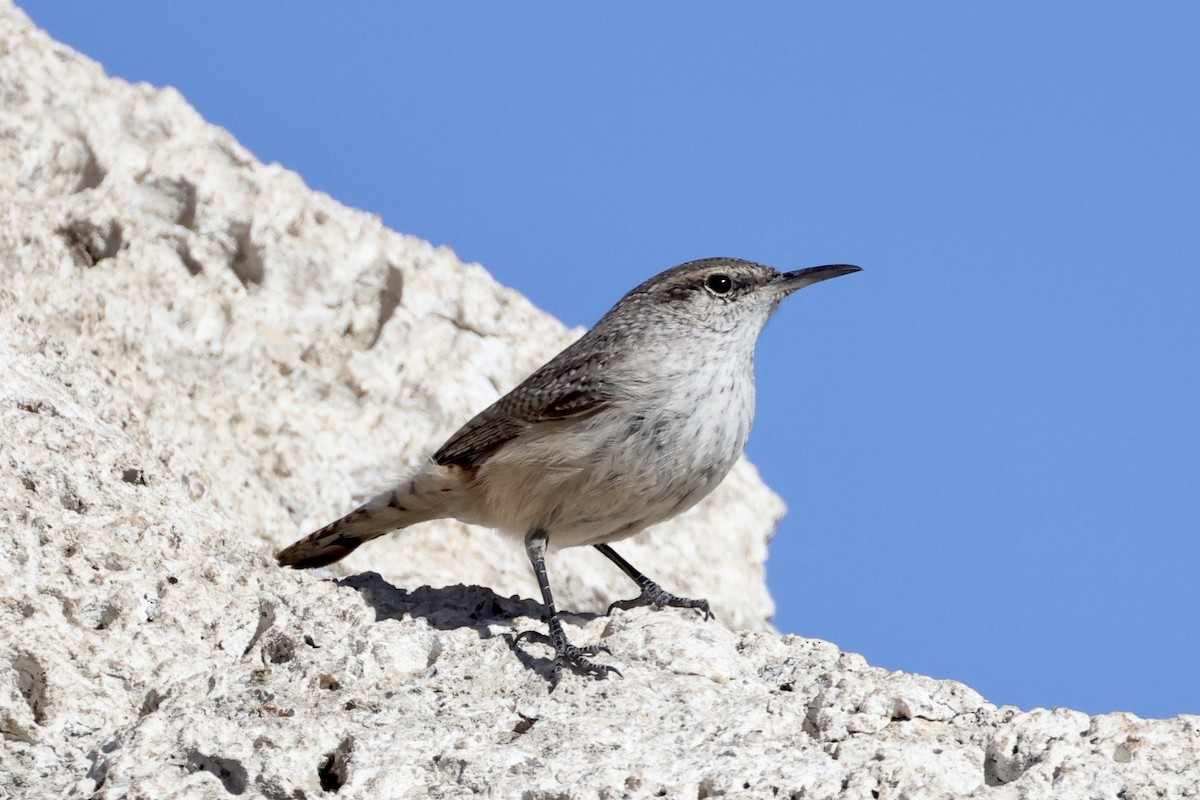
[277,257,860,688]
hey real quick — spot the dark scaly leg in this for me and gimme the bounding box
[517,529,619,690]
[596,543,713,620]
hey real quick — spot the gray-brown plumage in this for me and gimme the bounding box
[277,257,860,688]
[432,342,616,468]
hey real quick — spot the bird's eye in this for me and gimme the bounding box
[705,273,733,295]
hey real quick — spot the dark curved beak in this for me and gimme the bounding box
[776,264,862,295]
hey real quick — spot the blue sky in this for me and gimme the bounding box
[22,2,1199,719]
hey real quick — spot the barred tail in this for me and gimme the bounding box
[275,504,397,569]
[276,465,467,569]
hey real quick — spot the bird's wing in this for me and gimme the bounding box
[433,347,615,469]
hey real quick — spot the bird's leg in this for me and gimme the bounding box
[596,543,713,620]
[517,529,619,690]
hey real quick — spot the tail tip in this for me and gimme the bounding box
[275,535,364,570]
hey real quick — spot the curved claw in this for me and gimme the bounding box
[607,585,714,621]
[547,641,617,691]
[514,628,547,647]
[517,624,619,691]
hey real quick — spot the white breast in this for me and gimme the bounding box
[469,338,758,549]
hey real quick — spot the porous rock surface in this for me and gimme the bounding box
[1,3,1198,798]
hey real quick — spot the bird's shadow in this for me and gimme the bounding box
[337,572,607,682]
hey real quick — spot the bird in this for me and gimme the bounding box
[277,257,861,688]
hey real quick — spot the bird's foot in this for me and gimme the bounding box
[516,618,620,691]
[607,581,714,621]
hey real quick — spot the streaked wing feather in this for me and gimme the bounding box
[433,347,614,468]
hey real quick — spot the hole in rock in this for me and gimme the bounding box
[370,263,404,348]
[13,652,48,724]
[75,141,106,191]
[122,467,147,486]
[263,634,295,664]
[228,221,264,286]
[318,737,353,793]
[58,217,124,265]
[185,751,248,795]
[140,689,164,716]
[175,240,203,276]
[82,601,121,630]
[242,600,277,657]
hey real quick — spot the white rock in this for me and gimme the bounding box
[2,3,1198,798]
[0,0,780,632]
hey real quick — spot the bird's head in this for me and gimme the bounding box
[616,257,861,337]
